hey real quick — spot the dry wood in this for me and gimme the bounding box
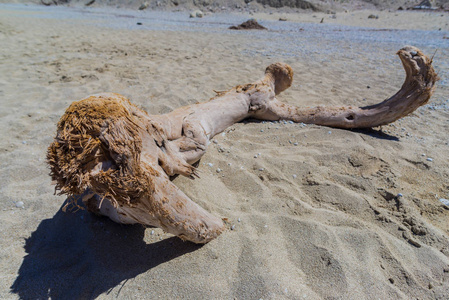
[48,46,437,243]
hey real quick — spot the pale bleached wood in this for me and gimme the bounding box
[48,46,437,243]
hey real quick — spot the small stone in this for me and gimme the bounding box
[368,14,379,19]
[426,158,433,162]
[231,225,235,230]
[421,153,426,156]
[22,141,27,144]
[238,218,241,222]
[207,163,213,167]
[254,155,258,158]
[439,198,449,206]
[190,10,204,18]
[150,230,155,235]
[259,168,264,171]
[264,224,268,228]
[15,201,24,208]
[260,129,264,132]
[139,2,149,10]
[293,142,298,146]
[216,168,222,173]
[388,278,394,284]
[397,193,403,197]
[328,131,332,134]
[213,140,218,144]
[292,174,297,179]
[288,121,294,124]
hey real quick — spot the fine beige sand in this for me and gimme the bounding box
[1,3,449,299]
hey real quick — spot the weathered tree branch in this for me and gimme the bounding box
[48,46,437,243]
[258,46,438,128]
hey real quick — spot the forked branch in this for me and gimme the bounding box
[48,46,437,243]
[261,46,438,128]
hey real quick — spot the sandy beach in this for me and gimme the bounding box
[1,3,449,299]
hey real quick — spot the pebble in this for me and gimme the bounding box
[207,163,214,167]
[292,174,297,179]
[293,142,298,146]
[254,155,258,158]
[15,201,24,208]
[259,168,264,171]
[264,224,268,228]
[238,218,241,222]
[190,10,204,18]
[150,230,155,235]
[231,225,235,230]
[426,158,433,162]
[22,141,27,144]
[216,168,222,173]
[421,153,426,156]
[397,193,403,198]
[213,140,218,144]
[260,129,264,132]
[228,163,232,166]
[288,121,294,124]
[439,199,449,206]
[328,131,332,134]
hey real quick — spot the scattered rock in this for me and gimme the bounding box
[410,0,432,10]
[190,10,204,18]
[139,2,149,10]
[41,0,53,6]
[85,0,95,6]
[136,22,143,25]
[279,17,287,21]
[256,0,317,11]
[229,19,267,30]
[368,14,379,19]
[439,198,449,207]
[15,201,24,208]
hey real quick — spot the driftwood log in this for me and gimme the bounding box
[48,46,437,243]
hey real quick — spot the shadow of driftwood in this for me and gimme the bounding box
[11,198,201,299]
[350,128,399,141]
